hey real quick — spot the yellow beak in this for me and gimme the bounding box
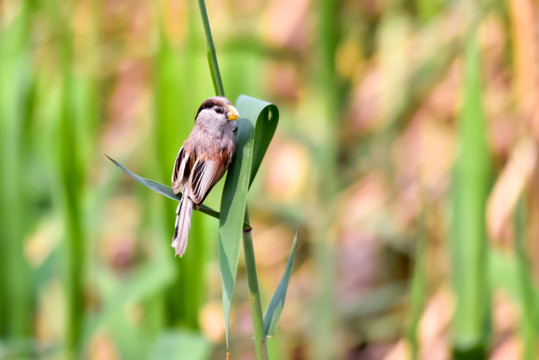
[227,105,240,121]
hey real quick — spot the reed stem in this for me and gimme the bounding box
[242,211,268,359]
[197,0,225,97]
[197,1,267,358]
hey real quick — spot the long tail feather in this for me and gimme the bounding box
[171,197,194,257]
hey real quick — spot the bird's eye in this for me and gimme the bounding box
[214,107,225,114]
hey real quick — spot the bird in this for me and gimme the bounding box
[171,96,239,257]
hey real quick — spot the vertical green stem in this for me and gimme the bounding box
[310,0,340,358]
[197,1,266,358]
[0,0,32,338]
[197,0,225,97]
[155,0,205,328]
[242,211,267,360]
[450,33,490,359]
[50,0,85,353]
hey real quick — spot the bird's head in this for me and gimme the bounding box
[195,96,239,125]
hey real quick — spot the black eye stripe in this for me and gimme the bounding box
[195,102,216,119]
[195,98,231,120]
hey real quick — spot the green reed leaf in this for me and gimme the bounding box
[106,155,223,223]
[450,33,491,359]
[263,233,297,337]
[235,95,279,187]
[514,197,538,360]
[218,96,279,346]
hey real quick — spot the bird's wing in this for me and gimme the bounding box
[187,148,231,205]
[172,146,193,194]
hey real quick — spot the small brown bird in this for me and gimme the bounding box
[171,96,239,257]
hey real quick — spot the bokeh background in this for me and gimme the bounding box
[1,0,539,359]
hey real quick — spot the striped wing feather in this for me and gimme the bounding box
[172,147,193,194]
[188,149,230,206]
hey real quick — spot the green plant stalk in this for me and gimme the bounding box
[242,211,267,360]
[450,33,490,359]
[49,0,85,351]
[514,197,537,360]
[181,1,211,330]
[155,3,204,327]
[0,0,32,338]
[197,2,270,358]
[310,0,340,358]
[198,0,225,97]
[197,1,265,358]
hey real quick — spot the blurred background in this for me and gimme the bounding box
[1,0,539,359]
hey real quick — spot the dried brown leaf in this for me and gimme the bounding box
[487,138,537,243]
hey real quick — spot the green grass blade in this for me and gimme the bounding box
[263,233,297,337]
[0,0,33,338]
[514,197,537,360]
[106,155,181,201]
[106,155,229,223]
[45,0,88,350]
[450,32,491,358]
[309,0,340,357]
[218,96,279,347]
[154,1,211,328]
[489,249,520,298]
